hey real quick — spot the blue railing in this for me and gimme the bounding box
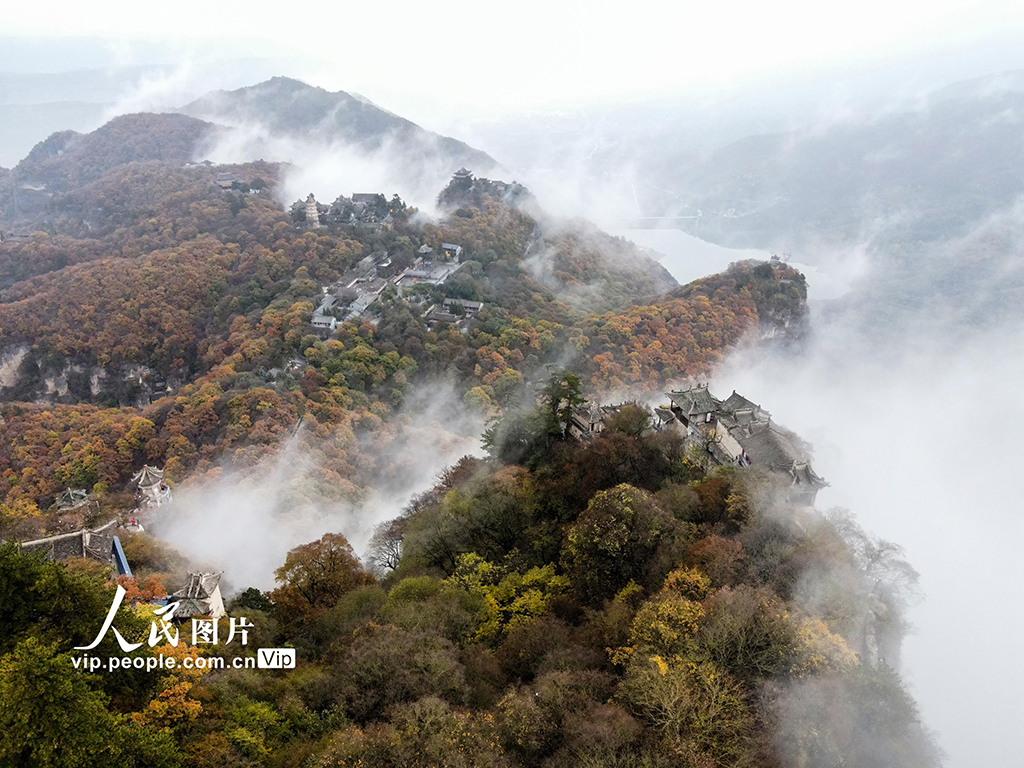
[112,535,133,578]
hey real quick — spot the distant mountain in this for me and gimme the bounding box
[14,112,212,188]
[655,78,1024,250]
[0,112,214,224]
[926,68,1024,103]
[0,76,505,226]
[0,65,185,167]
[0,102,110,168]
[181,76,499,175]
[627,72,1024,339]
[0,66,165,106]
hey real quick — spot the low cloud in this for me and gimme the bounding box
[150,381,485,593]
[196,121,472,215]
[706,222,1024,767]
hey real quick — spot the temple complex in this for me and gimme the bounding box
[450,167,473,189]
[440,242,464,261]
[665,384,828,505]
[56,487,91,512]
[570,384,828,506]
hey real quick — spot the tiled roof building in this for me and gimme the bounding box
[132,465,172,507]
[666,384,827,505]
[170,572,226,620]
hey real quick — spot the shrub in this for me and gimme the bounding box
[330,625,467,721]
[662,567,711,601]
[618,656,754,766]
[381,576,478,643]
[315,697,511,767]
[498,670,617,763]
[692,586,798,682]
[562,485,678,604]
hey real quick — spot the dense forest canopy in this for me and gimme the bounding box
[0,385,940,767]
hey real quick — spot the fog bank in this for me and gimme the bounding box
[615,227,862,299]
[706,283,1024,767]
[150,396,484,593]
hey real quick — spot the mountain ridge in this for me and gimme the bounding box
[181,76,499,173]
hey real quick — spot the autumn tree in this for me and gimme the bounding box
[365,516,406,575]
[618,656,754,766]
[539,369,586,437]
[603,402,654,438]
[271,533,375,628]
[444,553,569,644]
[561,484,679,603]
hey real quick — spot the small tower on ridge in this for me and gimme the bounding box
[305,193,321,229]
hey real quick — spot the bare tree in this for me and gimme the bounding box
[366,517,406,575]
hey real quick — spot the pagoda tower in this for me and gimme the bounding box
[305,193,321,228]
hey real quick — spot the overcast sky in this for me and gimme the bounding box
[5,0,1024,126]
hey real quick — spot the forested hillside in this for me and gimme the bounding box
[0,389,940,767]
[0,95,940,768]
[0,122,803,530]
